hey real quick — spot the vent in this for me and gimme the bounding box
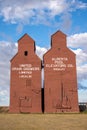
[24,51,28,56]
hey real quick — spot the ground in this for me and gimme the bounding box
[0,113,87,130]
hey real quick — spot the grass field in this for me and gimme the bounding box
[0,113,87,130]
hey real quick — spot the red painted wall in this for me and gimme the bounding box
[10,30,79,113]
[10,34,42,113]
[44,31,79,113]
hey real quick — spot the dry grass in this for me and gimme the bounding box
[0,113,87,130]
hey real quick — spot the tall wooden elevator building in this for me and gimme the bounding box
[10,30,79,113]
[10,34,42,113]
[44,31,79,112]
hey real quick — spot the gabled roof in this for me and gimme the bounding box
[51,30,66,37]
[10,53,18,62]
[18,33,36,51]
[18,33,35,43]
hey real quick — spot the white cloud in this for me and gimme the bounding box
[0,41,17,105]
[77,64,87,80]
[0,89,9,106]
[60,12,72,32]
[16,24,24,34]
[67,33,87,86]
[0,0,87,34]
[67,34,87,102]
[67,33,87,93]
[0,0,87,25]
[36,46,47,59]
[78,90,87,102]
[73,49,87,66]
[67,33,87,50]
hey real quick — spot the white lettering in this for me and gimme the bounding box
[46,57,74,71]
[12,64,40,79]
[52,57,68,61]
[67,64,74,67]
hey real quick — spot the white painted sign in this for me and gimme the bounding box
[12,64,40,78]
[46,57,74,71]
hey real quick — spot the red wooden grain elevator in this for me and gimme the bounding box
[44,30,79,113]
[10,34,42,113]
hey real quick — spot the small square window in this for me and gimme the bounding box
[24,51,28,56]
[26,79,31,87]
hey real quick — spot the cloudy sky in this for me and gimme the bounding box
[0,0,87,106]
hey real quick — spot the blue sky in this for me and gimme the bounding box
[0,0,87,106]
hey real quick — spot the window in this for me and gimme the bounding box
[24,51,28,56]
[26,79,31,87]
